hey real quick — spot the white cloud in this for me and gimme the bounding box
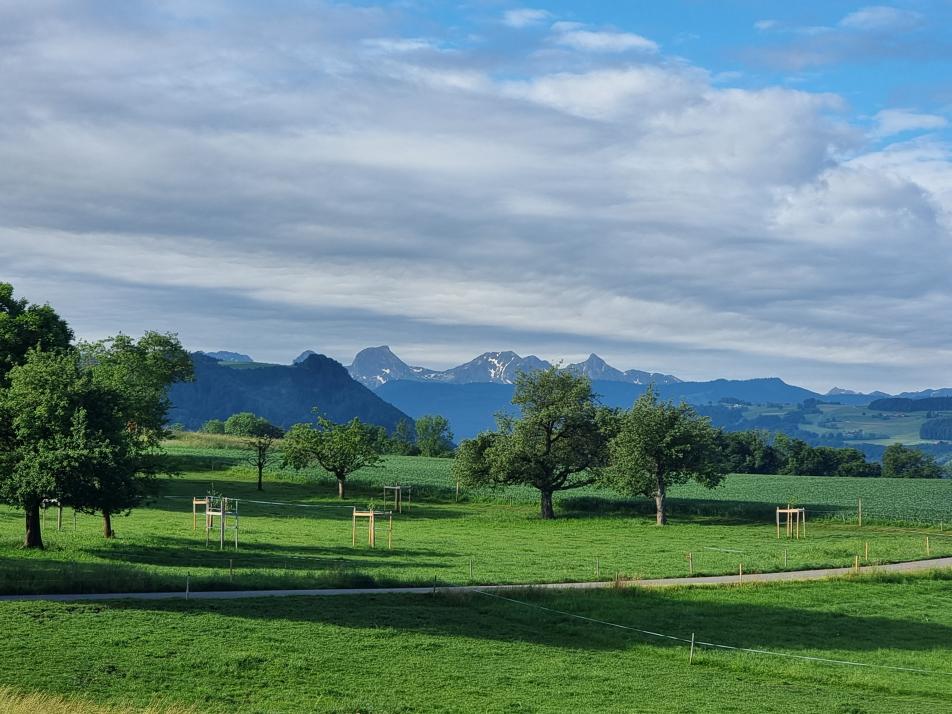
[502,8,551,29]
[873,109,948,138]
[754,19,779,32]
[552,25,659,53]
[363,37,442,53]
[839,5,923,31]
[0,2,951,391]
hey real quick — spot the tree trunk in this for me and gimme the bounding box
[24,502,43,549]
[655,477,667,526]
[337,475,346,499]
[103,510,114,538]
[540,489,555,520]
[257,463,263,491]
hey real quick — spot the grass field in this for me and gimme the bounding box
[1,445,950,595]
[4,442,951,712]
[0,574,949,713]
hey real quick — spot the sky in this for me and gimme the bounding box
[2,1,952,393]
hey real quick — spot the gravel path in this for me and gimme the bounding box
[2,556,949,603]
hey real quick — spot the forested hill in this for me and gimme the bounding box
[870,397,952,412]
[167,353,411,431]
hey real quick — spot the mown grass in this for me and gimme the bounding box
[0,574,949,713]
[2,449,950,595]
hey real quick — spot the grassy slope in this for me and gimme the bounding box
[0,575,949,713]
[2,449,950,595]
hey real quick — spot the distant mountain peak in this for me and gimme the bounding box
[293,350,317,365]
[827,386,859,396]
[348,345,439,388]
[199,350,253,363]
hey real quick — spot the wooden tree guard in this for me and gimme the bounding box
[192,496,209,530]
[352,508,393,549]
[204,496,239,550]
[383,485,411,513]
[776,506,806,539]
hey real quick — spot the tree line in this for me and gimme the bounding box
[453,368,947,523]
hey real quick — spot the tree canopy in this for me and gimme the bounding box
[282,414,382,498]
[882,443,944,479]
[415,414,454,457]
[605,387,725,525]
[453,367,610,519]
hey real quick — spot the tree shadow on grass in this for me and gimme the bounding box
[148,477,473,522]
[68,579,952,657]
[81,535,459,572]
[560,495,852,525]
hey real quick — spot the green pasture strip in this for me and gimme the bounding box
[3,456,951,595]
[0,575,948,713]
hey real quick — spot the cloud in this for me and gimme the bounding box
[0,2,951,392]
[745,5,937,69]
[502,8,551,29]
[873,109,948,138]
[363,37,442,53]
[839,5,924,32]
[552,24,659,53]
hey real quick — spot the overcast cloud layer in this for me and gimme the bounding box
[2,1,952,393]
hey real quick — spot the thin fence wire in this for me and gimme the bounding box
[474,590,952,677]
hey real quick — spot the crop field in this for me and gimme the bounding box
[0,574,949,713]
[0,446,949,596]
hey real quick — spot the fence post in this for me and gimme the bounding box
[689,632,696,664]
[858,498,862,528]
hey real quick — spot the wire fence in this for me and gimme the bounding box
[474,590,952,677]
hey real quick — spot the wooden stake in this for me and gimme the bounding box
[186,573,190,600]
[864,541,868,561]
[388,514,393,550]
[858,498,862,528]
[57,506,63,531]
[469,557,474,579]
[455,479,460,502]
[686,552,693,575]
[229,559,234,581]
[738,563,743,583]
[853,555,859,572]
[595,556,600,578]
[926,536,930,556]
[689,632,696,664]
[783,548,787,568]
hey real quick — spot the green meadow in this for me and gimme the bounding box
[1,575,949,713]
[1,442,949,596]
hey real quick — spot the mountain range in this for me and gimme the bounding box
[344,345,681,390]
[167,353,411,432]
[182,345,952,443]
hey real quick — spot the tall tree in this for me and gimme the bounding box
[0,284,74,547]
[0,350,126,547]
[606,387,725,525]
[388,419,416,455]
[76,332,193,536]
[415,414,454,457]
[0,283,73,383]
[282,415,382,498]
[232,414,282,491]
[453,367,610,519]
